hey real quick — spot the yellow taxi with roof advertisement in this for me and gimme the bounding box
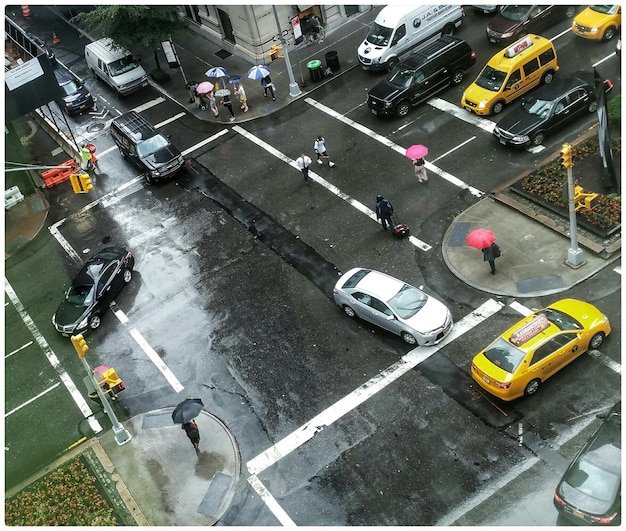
[471,299,611,401]
[461,34,558,116]
[572,5,621,41]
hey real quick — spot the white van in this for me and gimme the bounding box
[85,38,148,96]
[358,5,465,71]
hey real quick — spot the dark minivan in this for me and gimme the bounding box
[367,35,476,118]
[110,111,185,183]
[53,63,95,115]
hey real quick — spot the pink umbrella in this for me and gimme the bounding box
[195,81,214,94]
[405,144,428,159]
[466,229,496,250]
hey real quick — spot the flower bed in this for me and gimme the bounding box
[517,137,621,235]
[5,457,119,526]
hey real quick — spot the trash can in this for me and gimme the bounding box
[325,51,340,73]
[306,59,323,82]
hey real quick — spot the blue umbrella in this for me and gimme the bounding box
[248,65,270,80]
[228,75,243,84]
[205,66,228,78]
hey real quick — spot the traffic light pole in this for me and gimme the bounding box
[273,5,302,97]
[565,162,584,269]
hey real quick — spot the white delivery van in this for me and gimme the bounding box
[85,38,149,96]
[358,5,465,71]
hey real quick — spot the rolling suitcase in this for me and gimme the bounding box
[391,214,410,238]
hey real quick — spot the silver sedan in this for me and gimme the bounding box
[332,268,453,346]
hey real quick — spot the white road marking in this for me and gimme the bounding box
[110,302,129,324]
[247,475,297,526]
[509,301,533,316]
[551,28,573,42]
[5,383,61,417]
[4,280,103,433]
[428,97,496,134]
[613,265,621,275]
[233,125,433,251]
[430,136,476,163]
[5,341,34,359]
[246,298,504,475]
[133,97,166,113]
[129,328,185,393]
[155,112,186,128]
[587,350,621,374]
[182,128,230,156]
[49,220,82,264]
[305,97,484,197]
[593,53,618,67]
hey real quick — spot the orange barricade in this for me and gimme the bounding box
[41,159,78,188]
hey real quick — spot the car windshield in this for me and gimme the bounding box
[388,284,427,319]
[590,5,619,15]
[65,284,95,306]
[387,67,414,89]
[521,96,553,116]
[542,308,583,331]
[475,66,506,92]
[366,22,393,46]
[137,135,169,157]
[60,80,81,96]
[483,337,526,373]
[499,5,531,22]
[109,55,139,77]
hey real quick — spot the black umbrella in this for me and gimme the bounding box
[172,398,204,424]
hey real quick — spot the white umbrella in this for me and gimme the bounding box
[248,65,271,80]
[205,66,228,78]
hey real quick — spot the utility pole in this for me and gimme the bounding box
[560,143,585,268]
[272,5,301,97]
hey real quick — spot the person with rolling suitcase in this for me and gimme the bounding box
[375,195,395,231]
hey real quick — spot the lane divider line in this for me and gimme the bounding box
[232,125,432,252]
[246,298,503,475]
[305,97,485,198]
[5,383,61,417]
[182,128,230,156]
[5,340,34,359]
[247,475,296,526]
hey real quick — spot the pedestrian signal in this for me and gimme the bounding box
[79,173,93,192]
[71,334,89,358]
[269,44,282,61]
[69,173,82,193]
[560,143,572,169]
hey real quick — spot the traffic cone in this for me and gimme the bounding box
[52,31,59,44]
[21,5,31,18]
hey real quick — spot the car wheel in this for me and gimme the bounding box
[386,57,399,72]
[565,6,576,18]
[603,26,616,41]
[123,268,132,283]
[451,69,464,85]
[396,101,411,117]
[524,378,541,396]
[491,100,505,114]
[401,331,417,345]
[587,100,598,113]
[442,23,455,35]
[541,70,555,85]
[89,314,101,330]
[343,305,356,318]
[589,332,605,349]
[530,131,545,146]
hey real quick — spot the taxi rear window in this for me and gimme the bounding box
[483,337,525,373]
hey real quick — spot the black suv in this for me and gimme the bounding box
[53,63,95,115]
[367,35,476,118]
[110,111,185,183]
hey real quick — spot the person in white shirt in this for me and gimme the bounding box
[313,135,335,167]
[296,153,312,182]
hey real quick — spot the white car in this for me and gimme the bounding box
[332,268,453,345]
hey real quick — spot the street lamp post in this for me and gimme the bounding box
[560,143,585,268]
[272,5,302,98]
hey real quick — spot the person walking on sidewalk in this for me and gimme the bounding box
[234,82,249,112]
[221,93,236,122]
[296,153,312,182]
[314,135,335,167]
[182,420,200,450]
[207,90,219,118]
[186,81,198,104]
[261,75,276,100]
[375,194,395,231]
[482,242,501,275]
[413,157,428,182]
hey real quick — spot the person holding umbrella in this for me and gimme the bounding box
[172,398,204,450]
[248,65,276,101]
[405,144,428,183]
[466,229,501,275]
[182,420,200,450]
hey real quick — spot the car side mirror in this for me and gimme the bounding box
[386,314,395,321]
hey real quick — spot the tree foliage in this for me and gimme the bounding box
[72,5,189,53]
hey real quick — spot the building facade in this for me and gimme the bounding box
[180,4,370,64]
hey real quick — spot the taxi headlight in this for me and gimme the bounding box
[478,101,487,109]
[590,27,599,33]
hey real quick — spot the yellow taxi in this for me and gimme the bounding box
[471,299,611,401]
[572,5,621,42]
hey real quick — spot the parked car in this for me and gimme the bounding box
[53,62,95,115]
[572,5,621,41]
[332,268,453,345]
[486,5,577,45]
[367,35,476,117]
[470,299,611,401]
[492,72,612,147]
[554,401,621,525]
[110,111,185,183]
[52,247,134,335]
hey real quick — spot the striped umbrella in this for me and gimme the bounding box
[205,66,228,78]
[247,65,271,80]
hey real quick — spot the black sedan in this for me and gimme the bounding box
[554,401,621,526]
[492,73,612,147]
[486,5,577,44]
[52,247,134,335]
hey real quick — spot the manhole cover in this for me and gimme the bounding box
[87,122,106,133]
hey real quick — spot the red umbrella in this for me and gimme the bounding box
[466,229,496,250]
[405,144,428,159]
